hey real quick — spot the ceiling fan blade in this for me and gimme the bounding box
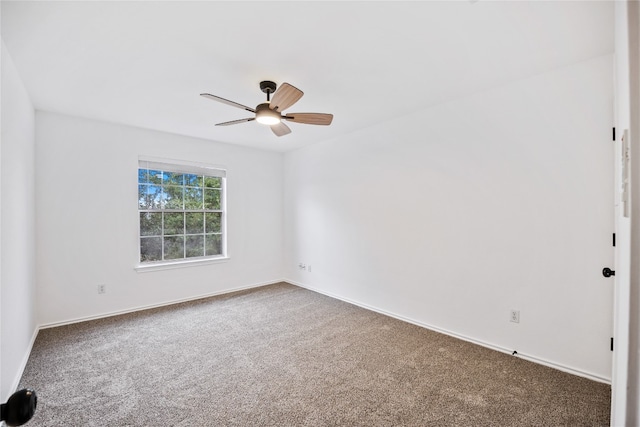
[270,122,291,137]
[201,93,256,113]
[215,117,255,126]
[269,83,303,112]
[284,113,333,126]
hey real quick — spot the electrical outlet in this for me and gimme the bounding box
[510,310,520,323]
[308,265,312,273]
[98,284,106,294]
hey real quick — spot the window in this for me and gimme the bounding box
[137,159,226,265]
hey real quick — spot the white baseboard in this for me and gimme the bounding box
[39,279,284,330]
[9,326,39,397]
[286,278,611,385]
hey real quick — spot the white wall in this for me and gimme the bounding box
[284,55,615,381]
[0,40,37,400]
[35,112,283,326]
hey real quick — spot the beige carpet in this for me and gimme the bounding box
[19,282,610,426]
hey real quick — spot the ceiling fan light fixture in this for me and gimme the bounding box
[255,103,281,125]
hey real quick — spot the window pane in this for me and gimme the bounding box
[164,212,184,235]
[138,168,149,183]
[185,174,202,187]
[204,189,221,210]
[164,236,184,260]
[204,176,221,188]
[138,184,148,209]
[149,170,163,185]
[185,212,204,234]
[184,187,203,209]
[140,237,162,262]
[163,186,184,209]
[149,185,163,209]
[205,234,222,256]
[140,212,162,236]
[185,235,204,258]
[205,212,221,233]
[139,184,162,210]
[163,171,184,185]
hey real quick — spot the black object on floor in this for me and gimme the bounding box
[0,389,37,426]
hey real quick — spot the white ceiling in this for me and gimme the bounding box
[1,1,613,152]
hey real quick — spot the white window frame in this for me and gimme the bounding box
[135,157,228,272]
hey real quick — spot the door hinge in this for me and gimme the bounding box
[611,337,614,351]
[613,127,616,141]
[613,233,616,247]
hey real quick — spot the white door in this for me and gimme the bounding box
[611,127,632,425]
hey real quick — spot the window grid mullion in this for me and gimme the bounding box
[161,212,165,261]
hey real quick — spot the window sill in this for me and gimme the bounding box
[135,256,230,273]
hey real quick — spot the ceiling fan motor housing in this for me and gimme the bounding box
[259,81,277,95]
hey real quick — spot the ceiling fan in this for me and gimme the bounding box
[200,81,333,137]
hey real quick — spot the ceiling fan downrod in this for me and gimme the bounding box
[259,80,277,102]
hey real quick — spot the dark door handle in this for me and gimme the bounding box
[603,267,615,278]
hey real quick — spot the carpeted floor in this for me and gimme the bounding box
[19,282,610,426]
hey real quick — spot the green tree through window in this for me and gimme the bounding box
[138,160,225,264]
